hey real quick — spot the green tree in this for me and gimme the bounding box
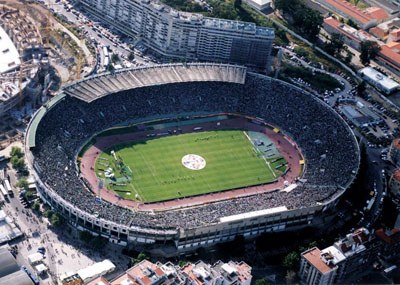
[50,213,63,227]
[111,53,120,63]
[79,230,93,243]
[347,18,358,29]
[344,50,353,64]
[131,252,148,265]
[32,200,40,211]
[255,278,270,285]
[10,146,23,158]
[234,0,241,9]
[107,63,115,73]
[283,251,300,270]
[359,40,381,66]
[325,33,345,57]
[128,52,135,61]
[16,178,29,191]
[11,157,26,172]
[44,209,54,218]
[25,190,35,201]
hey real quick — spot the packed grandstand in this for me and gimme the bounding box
[25,63,360,250]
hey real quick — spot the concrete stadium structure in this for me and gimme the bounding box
[25,63,360,254]
[77,0,274,68]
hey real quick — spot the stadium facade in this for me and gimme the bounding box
[25,63,360,255]
[77,0,274,68]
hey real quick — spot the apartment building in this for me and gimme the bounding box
[78,0,274,68]
[300,228,380,285]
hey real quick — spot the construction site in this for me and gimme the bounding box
[0,0,95,151]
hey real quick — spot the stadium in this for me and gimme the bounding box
[25,63,360,253]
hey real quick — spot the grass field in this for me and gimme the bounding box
[94,130,286,203]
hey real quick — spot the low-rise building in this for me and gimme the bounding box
[85,259,252,285]
[317,0,388,29]
[359,67,400,94]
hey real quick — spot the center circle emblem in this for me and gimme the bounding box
[181,154,206,170]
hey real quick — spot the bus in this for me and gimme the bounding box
[4,179,12,196]
[0,184,7,198]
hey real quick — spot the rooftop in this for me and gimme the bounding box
[359,67,400,90]
[0,26,20,73]
[302,247,337,274]
[324,0,374,25]
[392,169,400,181]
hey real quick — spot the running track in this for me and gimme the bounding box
[80,117,303,212]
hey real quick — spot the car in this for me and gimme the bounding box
[37,247,46,253]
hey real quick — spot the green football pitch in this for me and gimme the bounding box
[94,130,285,203]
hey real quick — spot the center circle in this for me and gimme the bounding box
[181,154,206,170]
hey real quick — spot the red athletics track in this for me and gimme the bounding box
[79,117,304,212]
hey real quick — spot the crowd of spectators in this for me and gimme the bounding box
[31,72,359,230]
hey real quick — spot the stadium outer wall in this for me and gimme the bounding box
[24,64,360,255]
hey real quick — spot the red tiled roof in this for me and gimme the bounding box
[302,248,335,274]
[365,7,389,21]
[379,44,400,69]
[324,0,373,25]
[375,228,400,244]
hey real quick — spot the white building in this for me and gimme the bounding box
[0,26,20,74]
[243,0,272,11]
[359,67,400,94]
[78,0,274,68]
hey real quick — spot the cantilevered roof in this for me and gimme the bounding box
[0,248,19,278]
[62,63,247,103]
[0,270,33,285]
[0,26,20,73]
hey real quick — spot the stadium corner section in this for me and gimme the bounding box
[23,65,360,256]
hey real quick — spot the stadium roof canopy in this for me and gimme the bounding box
[62,63,247,103]
[0,26,20,74]
[0,248,19,278]
[0,270,33,285]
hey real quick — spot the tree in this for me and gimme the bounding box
[347,18,358,29]
[128,52,135,61]
[111,53,120,63]
[234,0,241,9]
[79,230,93,243]
[11,156,26,173]
[10,146,23,158]
[283,251,300,270]
[25,190,35,201]
[255,278,270,285]
[131,252,148,266]
[325,33,345,57]
[344,51,353,64]
[43,209,54,218]
[16,178,29,191]
[360,40,381,66]
[50,213,63,227]
[32,200,40,211]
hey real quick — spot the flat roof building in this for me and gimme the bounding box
[359,67,400,94]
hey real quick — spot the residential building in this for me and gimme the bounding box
[77,0,274,68]
[375,228,400,261]
[389,138,400,168]
[389,169,400,199]
[300,228,379,285]
[85,259,252,285]
[317,0,388,29]
[299,247,338,285]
